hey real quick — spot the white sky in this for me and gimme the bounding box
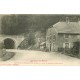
[0,0,80,14]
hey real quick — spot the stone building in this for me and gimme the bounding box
[46,18,80,52]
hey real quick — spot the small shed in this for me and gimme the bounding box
[40,42,46,50]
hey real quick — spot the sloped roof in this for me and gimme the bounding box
[52,22,80,34]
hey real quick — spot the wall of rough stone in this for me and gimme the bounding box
[0,35,24,49]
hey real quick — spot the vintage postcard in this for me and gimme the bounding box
[0,14,80,66]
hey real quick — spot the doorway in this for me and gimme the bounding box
[72,41,80,55]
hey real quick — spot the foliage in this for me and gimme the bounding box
[1,14,80,35]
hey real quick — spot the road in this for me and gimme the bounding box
[1,49,79,66]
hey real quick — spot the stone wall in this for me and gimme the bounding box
[0,35,24,49]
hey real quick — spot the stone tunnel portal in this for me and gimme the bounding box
[4,38,15,49]
[0,35,25,49]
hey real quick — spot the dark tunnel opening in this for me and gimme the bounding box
[4,38,15,49]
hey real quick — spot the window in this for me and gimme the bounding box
[63,43,70,48]
[46,37,48,41]
[77,35,80,40]
[49,36,51,40]
[53,43,55,49]
[64,34,69,39]
[65,43,69,48]
[46,36,51,42]
[53,34,56,40]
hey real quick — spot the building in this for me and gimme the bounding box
[46,18,80,52]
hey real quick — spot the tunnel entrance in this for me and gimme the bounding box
[4,38,15,49]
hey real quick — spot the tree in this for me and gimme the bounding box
[28,30,35,46]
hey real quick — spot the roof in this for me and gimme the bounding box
[40,42,46,46]
[52,22,80,34]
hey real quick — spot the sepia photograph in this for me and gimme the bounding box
[0,14,80,65]
[0,0,80,80]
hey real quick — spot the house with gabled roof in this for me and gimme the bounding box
[46,17,80,52]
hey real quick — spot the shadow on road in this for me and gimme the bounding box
[0,50,15,61]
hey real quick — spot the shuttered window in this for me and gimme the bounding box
[64,34,69,39]
[63,43,70,48]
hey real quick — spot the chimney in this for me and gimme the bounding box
[66,17,69,23]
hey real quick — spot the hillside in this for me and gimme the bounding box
[1,14,80,35]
